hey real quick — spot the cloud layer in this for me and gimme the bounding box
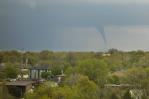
[1,0,149,51]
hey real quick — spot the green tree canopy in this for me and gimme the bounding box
[4,63,19,79]
[77,59,109,86]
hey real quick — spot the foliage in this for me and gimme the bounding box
[4,63,18,79]
[1,50,149,98]
[26,75,99,99]
[50,65,63,76]
[74,75,99,99]
[76,59,109,86]
[108,75,120,84]
[41,71,52,79]
[25,82,52,99]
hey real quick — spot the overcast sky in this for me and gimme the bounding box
[1,0,149,51]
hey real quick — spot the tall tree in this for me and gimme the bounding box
[4,64,18,79]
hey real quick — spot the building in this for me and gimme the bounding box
[29,65,50,80]
[5,81,34,98]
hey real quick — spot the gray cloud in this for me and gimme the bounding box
[1,0,149,51]
[13,0,149,6]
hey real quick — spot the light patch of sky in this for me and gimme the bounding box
[105,25,149,51]
[52,27,105,51]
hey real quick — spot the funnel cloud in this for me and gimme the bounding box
[98,26,107,50]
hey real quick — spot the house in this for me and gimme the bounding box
[5,81,34,98]
[29,65,50,80]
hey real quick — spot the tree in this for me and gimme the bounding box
[125,67,147,87]
[4,64,18,79]
[41,71,52,79]
[124,67,149,98]
[51,86,75,99]
[108,49,119,54]
[39,50,53,60]
[108,75,120,84]
[25,82,52,99]
[66,52,77,66]
[51,66,62,76]
[77,59,109,86]
[75,75,99,99]
[25,52,39,65]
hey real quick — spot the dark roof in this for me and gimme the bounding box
[30,65,50,70]
[6,81,33,86]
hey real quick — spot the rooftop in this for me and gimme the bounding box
[30,65,50,70]
[6,81,33,86]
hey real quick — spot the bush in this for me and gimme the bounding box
[41,72,52,79]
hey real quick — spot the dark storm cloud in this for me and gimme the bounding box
[1,0,149,51]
